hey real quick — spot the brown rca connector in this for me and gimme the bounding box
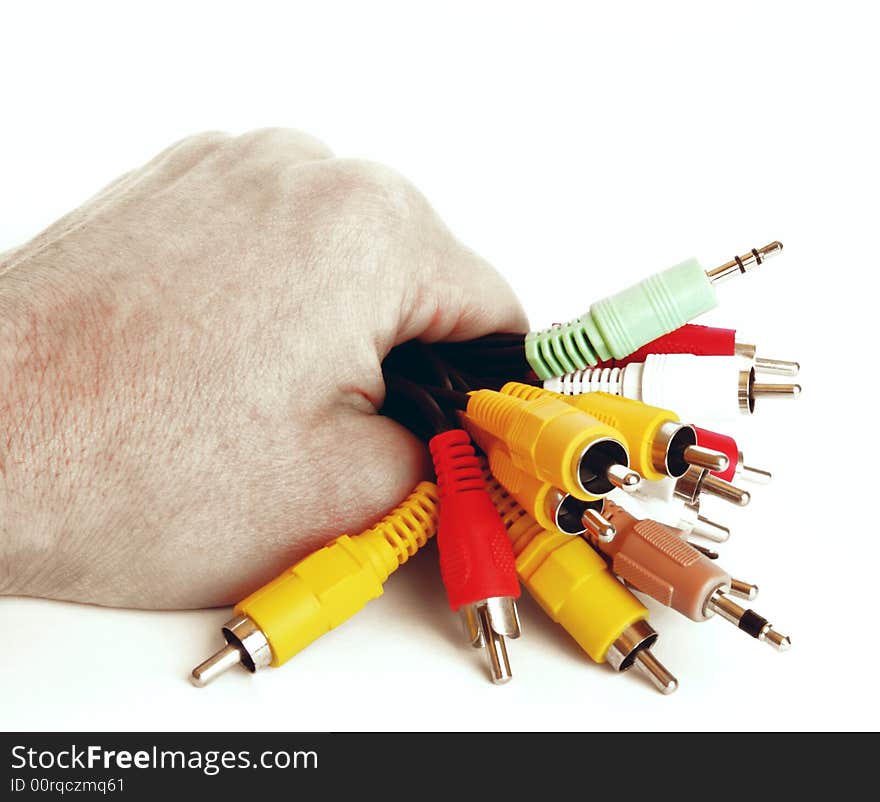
[588,500,790,651]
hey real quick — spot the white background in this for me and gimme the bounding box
[1,1,878,731]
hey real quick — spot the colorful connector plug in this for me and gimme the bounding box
[429,430,522,684]
[497,382,728,481]
[610,485,730,544]
[592,500,790,651]
[525,242,783,379]
[588,323,800,376]
[694,426,772,484]
[483,467,678,693]
[463,389,640,501]
[190,481,440,686]
[545,354,800,420]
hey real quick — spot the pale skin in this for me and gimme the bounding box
[0,129,527,609]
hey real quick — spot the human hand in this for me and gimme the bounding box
[0,129,526,609]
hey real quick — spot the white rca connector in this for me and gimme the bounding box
[609,481,730,543]
[544,354,800,422]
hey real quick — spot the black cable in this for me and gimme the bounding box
[382,374,454,441]
[380,335,525,440]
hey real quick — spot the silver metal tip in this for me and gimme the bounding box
[754,356,800,376]
[607,463,641,492]
[706,241,784,284]
[479,605,514,684]
[740,464,772,484]
[761,628,791,652]
[633,649,678,695]
[752,382,801,399]
[759,240,783,259]
[582,509,617,543]
[701,473,751,507]
[683,445,729,473]
[190,643,243,688]
[694,513,731,543]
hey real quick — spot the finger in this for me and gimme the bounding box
[397,245,529,345]
[235,410,431,598]
[321,411,431,535]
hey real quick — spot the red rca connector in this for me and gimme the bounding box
[694,426,772,484]
[591,324,799,376]
[429,429,522,684]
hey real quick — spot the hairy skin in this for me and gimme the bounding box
[0,129,526,609]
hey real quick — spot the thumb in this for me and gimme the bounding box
[395,246,529,346]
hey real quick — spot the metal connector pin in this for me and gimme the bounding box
[633,649,679,695]
[462,597,521,684]
[734,343,800,376]
[706,241,783,285]
[191,644,244,687]
[752,382,802,399]
[480,606,513,684]
[605,620,678,694]
[729,578,759,601]
[683,445,729,473]
[190,615,272,687]
[708,591,790,651]
[606,463,641,492]
[693,513,731,543]
[739,456,772,484]
[699,472,751,507]
[739,368,802,413]
[675,466,750,507]
[754,356,800,376]
[582,508,617,543]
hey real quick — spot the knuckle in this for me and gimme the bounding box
[312,158,425,223]
[228,127,333,162]
[175,130,232,156]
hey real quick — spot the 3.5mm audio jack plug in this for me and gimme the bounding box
[526,240,784,378]
[593,501,791,651]
[430,430,522,683]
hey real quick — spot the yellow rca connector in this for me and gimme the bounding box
[464,389,639,502]
[190,481,439,686]
[482,465,678,694]
[487,439,602,536]
[499,382,727,481]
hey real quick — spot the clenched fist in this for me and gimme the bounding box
[0,129,526,608]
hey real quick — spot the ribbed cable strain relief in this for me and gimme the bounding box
[526,316,604,380]
[546,367,626,396]
[481,466,545,556]
[359,481,439,569]
[465,390,521,440]
[429,430,486,498]
[526,258,717,379]
[431,431,520,608]
[499,381,548,403]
